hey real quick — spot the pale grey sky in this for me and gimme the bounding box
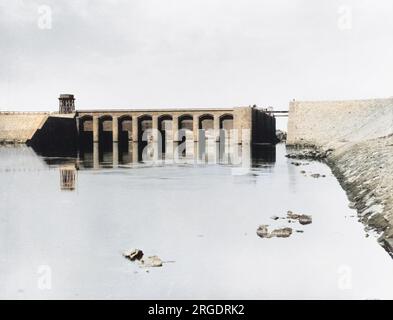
[1,0,392,116]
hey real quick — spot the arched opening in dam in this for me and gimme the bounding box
[79,115,93,151]
[158,114,173,155]
[98,115,113,154]
[138,115,152,161]
[219,114,234,139]
[118,115,133,164]
[118,115,132,150]
[199,114,214,136]
[198,114,214,158]
[219,114,234,158]
[178,114,193,157]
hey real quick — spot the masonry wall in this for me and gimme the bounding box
[287,98,393,147]
[233,107,252,144]
[79,107,254,145]
[0,113,49,143]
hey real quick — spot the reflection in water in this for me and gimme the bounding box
[5,141,276,192]
[61,141,275,190]
[252,144,276,165]
[78,139,272,170]
[59,165,77,191]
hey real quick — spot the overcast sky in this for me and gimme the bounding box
[1,0,392,115]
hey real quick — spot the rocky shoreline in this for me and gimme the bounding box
[287,135,393,257]
[0,139,25,145]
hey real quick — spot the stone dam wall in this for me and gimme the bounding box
[287,97,393,147]
[0,112,78,156]
[0,113,49,143]
[287,97,393,256]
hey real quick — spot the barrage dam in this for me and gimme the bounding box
[0,94,278,157]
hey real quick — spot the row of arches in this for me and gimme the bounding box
[78,113,234,150]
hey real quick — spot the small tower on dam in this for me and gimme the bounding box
[59,94,75,114]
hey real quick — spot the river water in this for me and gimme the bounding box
[1,142,393,299]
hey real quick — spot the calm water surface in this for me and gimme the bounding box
[1,143,393,299]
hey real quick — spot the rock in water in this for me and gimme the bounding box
[310,173,326,178]
[276,130,287,142]
[298,214,312,225]
[256,225,270,238]
[123,249,164,268]
[287,211,312,225]
[287,211,300,220]
[257,225,293,238]
[271,227,293,238]
[140,255,163,268]
[123,249,144,261]
[285,148,333,160]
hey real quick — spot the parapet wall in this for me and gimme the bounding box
[0,113,49,142]
[287,98,393,147]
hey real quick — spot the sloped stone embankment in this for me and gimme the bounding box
[287,97,393,255]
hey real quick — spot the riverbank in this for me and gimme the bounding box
[327,135,393,255]
[287,97,393,256]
